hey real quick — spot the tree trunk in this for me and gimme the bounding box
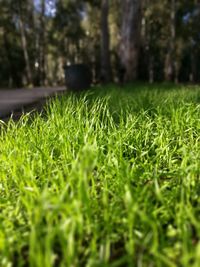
[149,55,154,84]
[39,0,46,86]
[2,28,13,87]
[18,1,33,86]
[189,50,196,83]
[28,0,38,85]
[119,0,143,82]
[100,0,112,83]
[142,0,154,83]
[164,0,176,82]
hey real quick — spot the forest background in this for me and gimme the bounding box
[0,0,199,88]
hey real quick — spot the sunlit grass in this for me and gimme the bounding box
[0,84,200,267]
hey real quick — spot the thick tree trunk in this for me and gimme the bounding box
[119,0,143,82]
[100,0,112,83]
[18,1,33,86]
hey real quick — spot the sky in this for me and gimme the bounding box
[34,0,56,17]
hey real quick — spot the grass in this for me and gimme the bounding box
[0,83,200,267]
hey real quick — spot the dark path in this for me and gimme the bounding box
[0,87,66,120]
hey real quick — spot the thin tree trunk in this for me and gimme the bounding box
[100,0,112,83]
[18,1,33,86]
[39,0,46,85]
[28,0,37,85]
[119,0,143,82]
[143,0,154,83]
[164,0,176,82]
[2,28,13,87]
[189,50,196,83]
[149,55,154,84]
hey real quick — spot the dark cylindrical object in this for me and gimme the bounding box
[64,64,92,91]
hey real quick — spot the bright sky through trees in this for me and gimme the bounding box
[34,0,56,16]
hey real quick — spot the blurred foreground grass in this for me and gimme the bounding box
[0,84,200,267]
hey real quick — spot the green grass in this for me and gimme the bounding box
[0,84,200,267]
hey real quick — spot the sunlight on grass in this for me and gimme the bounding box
[0,84,200,267]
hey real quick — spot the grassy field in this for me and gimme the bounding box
[0,84,200,267]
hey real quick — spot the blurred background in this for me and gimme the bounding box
[0,0,200,88]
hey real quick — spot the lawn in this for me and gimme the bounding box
[0,84,200,267]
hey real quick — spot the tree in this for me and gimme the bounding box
[38,0,47,85]
[0,0,29,87]
[17,0,33,86]
[100,0,112,83]
[164,0,176,82]
[119,0,143,81]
